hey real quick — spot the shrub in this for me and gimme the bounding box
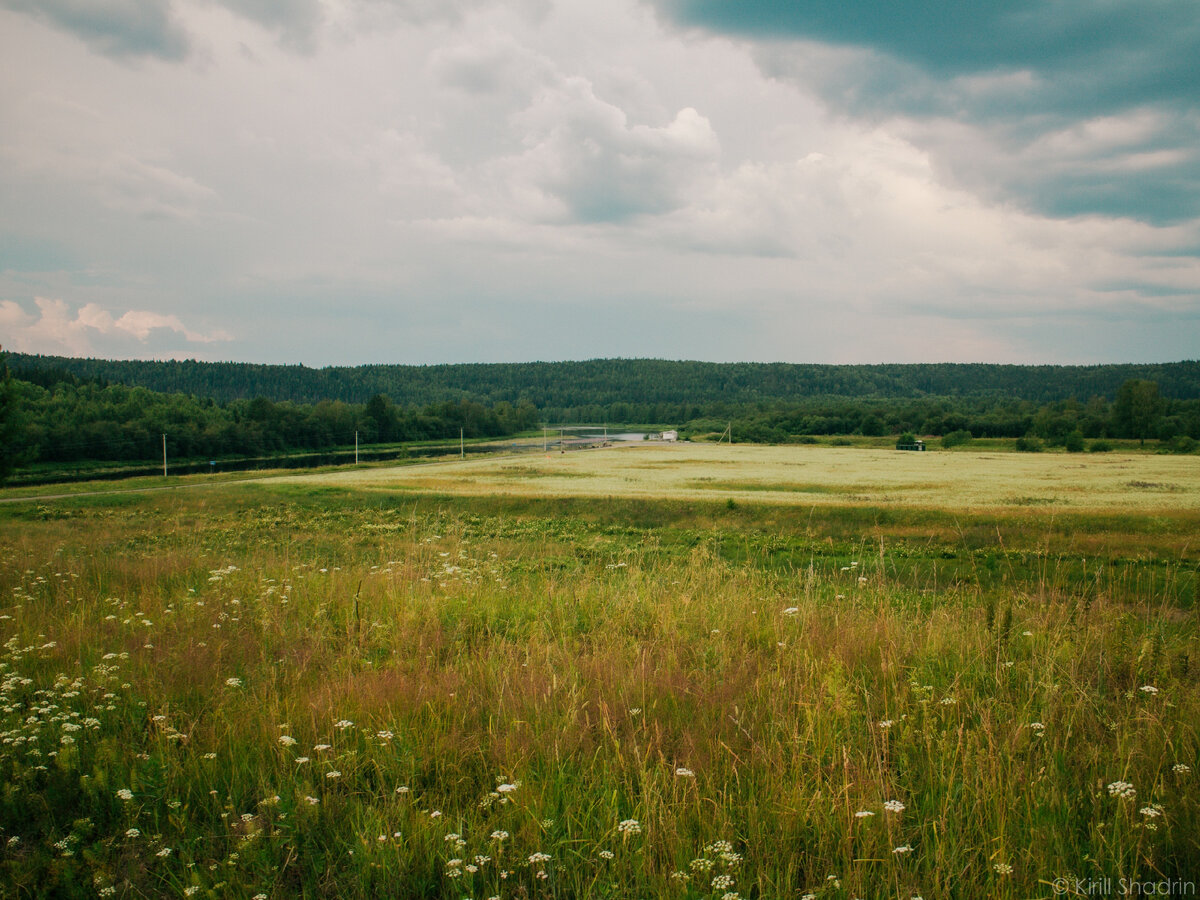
[942,429,972,449]
[1063,431,1085,453]
[1089,440,1114,453]
[1165,435,1198,454]
[1015,435,1043,452]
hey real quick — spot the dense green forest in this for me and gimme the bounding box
[11,354,1200,413]
[677,385,1200,448]
[2,354,1198,482]
[0,354,539,478]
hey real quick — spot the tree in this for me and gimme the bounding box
[363,394,400,443]
[1112,379,1165,445]
[859,413,886,436]
[0,348,31,483]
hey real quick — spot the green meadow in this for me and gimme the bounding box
[1,445,1197,899]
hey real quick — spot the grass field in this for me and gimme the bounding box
[1,445,1197,898]
[290,443,1200,512]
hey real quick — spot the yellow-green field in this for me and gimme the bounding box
[286,443,1200,512]
[1,448,1197,899]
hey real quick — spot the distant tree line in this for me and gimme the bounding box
[9,354,1200,408]
[676,379,1198,450]
[1,360,538,470]
[2,353,1197,481]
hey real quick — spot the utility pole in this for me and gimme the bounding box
[543,426,547,451]
[460,428,464,458]
[355,431,358,465]
[162,434,167,477]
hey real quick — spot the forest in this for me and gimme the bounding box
[9,353,1200,410]
[0,356,539,481]
[1,353,1198,481]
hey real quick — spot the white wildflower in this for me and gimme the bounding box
[1107,781,1137,800]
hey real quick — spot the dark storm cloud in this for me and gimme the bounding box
[1,0,190,59]
[651,0,1200,224]
[0,0,325,58]
[652,0,1200,105]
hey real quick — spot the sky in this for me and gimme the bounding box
[1,0,1198,366]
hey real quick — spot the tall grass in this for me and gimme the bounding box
[0,487,1196,898]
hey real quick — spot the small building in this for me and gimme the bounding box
[896,439,926,451]
[661,430,678,442]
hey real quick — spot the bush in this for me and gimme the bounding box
[1089,440,1114,453]
[1165,435,1198,454]
[896,432,916,449]
[1015,435,1043,452]
[942,429,972,449]
[1063,431,1085,453]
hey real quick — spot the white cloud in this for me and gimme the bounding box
[486,78,719,223]
[428,32,554,95]
[0,298,233,357]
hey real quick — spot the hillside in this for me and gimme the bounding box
[10,355,1200,413]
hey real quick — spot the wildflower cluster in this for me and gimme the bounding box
[1107,781,1137,800]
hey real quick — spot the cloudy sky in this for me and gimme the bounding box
[1,0,1198,366]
